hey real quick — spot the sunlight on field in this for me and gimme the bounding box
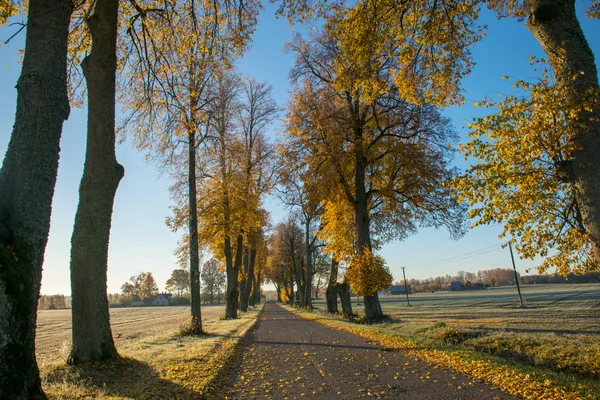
[37,305,262,399]
[309,283,600,398]
[326,283,600,334]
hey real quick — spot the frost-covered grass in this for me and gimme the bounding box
[304,283,600,399]
[37,304,262,399]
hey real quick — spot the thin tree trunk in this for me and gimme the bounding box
[225,234,243,318]
[253,272,261,304]
[240,245,256,311]
[69,0,122,364]
[525,0,600,265]
[275,283,281,302]
[288,273,295,305]
[304,221,313,308]
[326,256,339,313]
[0,0,72,397]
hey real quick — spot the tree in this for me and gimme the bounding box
[124,0,260,333]
[120,271,152,300]
[69,0,122,366]
[237,76,277,312]
[285,23,465,321]
[488,0,600,266]
[277,152,323,308]
[166,268,190,297]
[0,0,73,397]
[454,60,599,275]
[279,0,600,270]
[139,272,159,300]
[265,219,304,305]
[201,259,226,304]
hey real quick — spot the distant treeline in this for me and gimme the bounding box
[38,295,67,310]
[521,272,600,284]
[400,269,600,293]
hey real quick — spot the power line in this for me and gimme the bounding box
[410,244,502,269]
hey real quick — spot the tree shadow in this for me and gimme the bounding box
[44,357,201,399]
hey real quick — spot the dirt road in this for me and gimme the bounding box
[225,302,514,399]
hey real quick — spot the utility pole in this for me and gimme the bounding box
[402,267,410,306]
[508,242,524,308]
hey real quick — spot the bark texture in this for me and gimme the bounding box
[69,0,122,364]
[0,1,73,397]
[337,282,353,318]
[525,0,600,265]
[355,145,384,321]
[188,129,202,332]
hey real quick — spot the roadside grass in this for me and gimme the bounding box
[40,305,263,399]
[288,283,600,399]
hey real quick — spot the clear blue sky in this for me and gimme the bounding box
[0,2,598,294]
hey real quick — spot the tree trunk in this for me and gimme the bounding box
[304,221,313,308]
[337,282,353,318]
[187,128,202,332]
[225,234,243,319]
[288,274,295,305]
[326,257,339,313]
[0,0,72,397]
[249,270,259,306]
[240,246,256,311]
[275,283,281,302]
[355,146,384,321]
[525,0,600,265]
[69,0,122,364]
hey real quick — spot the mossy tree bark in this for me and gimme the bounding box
[524,0,600,266]
[0,0,73,397]
[69,0,122,364]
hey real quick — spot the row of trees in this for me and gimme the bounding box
[38,295,67,310]
[116,262,227,305]
[0,0,261,396]
[2,0,599,398]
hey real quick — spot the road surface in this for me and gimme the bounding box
[225,302,514,399]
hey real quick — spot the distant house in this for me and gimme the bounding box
[390,285,411,295]
[131,300,145,307]
[449,281,464,291]
[152,293,173,306]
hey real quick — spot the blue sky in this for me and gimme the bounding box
[1,2,598,294]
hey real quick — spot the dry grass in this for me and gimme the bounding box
[305,283,600,399]
[37,304,262,399]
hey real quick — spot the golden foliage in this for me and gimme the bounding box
[344,249,392,296]
[0,0,24,28]
[452,59,599,275]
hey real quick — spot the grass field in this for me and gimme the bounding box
[357,283,600,334]
[306,283,600,399]
[36,305,226,366]
[36,304,262,399]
